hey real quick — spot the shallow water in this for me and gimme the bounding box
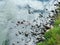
[0,0,58,45]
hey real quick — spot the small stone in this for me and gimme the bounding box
[15,33,18,36]
[18,31,21,34]
[43,24,51,29]
[32,32,37,36]
[12,43,15,45]
[28,10,31,14]
[23,20,25,22]
[16,24,19,26]
[17,21,20,24]
[22,27,24,28]
[37,37,44,42]
[33,20,36,22]
[25,43,27,45]
[42,37,45,40]
[41,32,45,34]
[35,30,38,32]
[51,25,53,29]
[46,9,48,10]
[25,33,28,37]
[54,4,58,6]
[58,2,60,4]
[46,30,49,32]
[37,26,40,28]
[17,41,19,43]
[30,28,32,30]
[51,10,54,12]
[36,24,38,26]
[39,14,43,17]
[31,25,34,27]
[21,22,23,24]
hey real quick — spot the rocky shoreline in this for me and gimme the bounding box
[2,0,59,45]
[7,7,56,45]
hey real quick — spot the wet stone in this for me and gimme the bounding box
[30,28,32,30]
[12,43,15,45]
[54,4,58,6]
[16,24,19,26]
[25,33,28,37]
[36,37,45,43]
[16,21,20,26]
[46,9,48,10]
[22,32,23,33]
[17,21,20,24]
[37,26,40,28]
[32,32,37,36]
[43,25,51,29]
[36,37,40,40]
[36,24,38,26]
[39,14,43,17]
[41,27,46,31]
[15,33,18,36]
[51,10,54,12]
[35,30,38,32]
[58,2,60,4]
[33,20,36,22]
[23,20,25,22]
[21,22,24,24]
[50,21,54,25]
[18,31,21,34]
[40,32,45,34]
[25,44,27,45]
[28,10,31,14]
[31,25,34,27]
[17,41,19,43]
[22,27,24,28]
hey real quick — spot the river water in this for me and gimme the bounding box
[0,0,58,45]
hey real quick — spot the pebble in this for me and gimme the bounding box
[21,21,24,24]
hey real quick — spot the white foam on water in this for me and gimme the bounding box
[0,0,58,45]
